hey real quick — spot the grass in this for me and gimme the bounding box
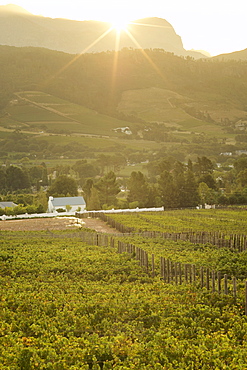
[13,91,139,137]
[3,90,238,141]
[117,87,238,142]
[6,105,68,123]
[118,87,190,123]
[35,133,163,152]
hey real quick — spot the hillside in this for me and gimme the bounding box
[3,91,135,137]
[212,48,247,61]
[0,4,205,59]
[1,45,247,127]
[1,45,247,165]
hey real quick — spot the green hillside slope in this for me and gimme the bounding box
[3,91,136,137]
[0,45,247,153]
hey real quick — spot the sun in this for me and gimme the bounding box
[111,18,130,32]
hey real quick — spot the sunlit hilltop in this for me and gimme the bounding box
[0,5,206,59]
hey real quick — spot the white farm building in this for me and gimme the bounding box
[47,196,86,213]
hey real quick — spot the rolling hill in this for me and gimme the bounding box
[212,48,247,61]
[0,45,247,161]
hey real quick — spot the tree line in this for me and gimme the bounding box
[2,154,247,214]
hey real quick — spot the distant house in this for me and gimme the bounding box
[0,201,17,209]
[113,126,132,135]
[47,196,86,213]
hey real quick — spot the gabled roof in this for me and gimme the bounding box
[51,196,86,207]
[0,202,17,209]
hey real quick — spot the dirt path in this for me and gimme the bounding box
[0,216,118,233]
[82,217,118,233]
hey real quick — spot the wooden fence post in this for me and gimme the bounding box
[217,272,221,293]
[167,259,170,283]
[245,281,247,316]
[244,280,247,315]
[152,254,155,278]
[224,274,228,295]
[160,257,164,280]
[170,261,173,283]
[185,264,188,283]
[174,263,178,285]
[212,271,216,293]
[200,267,204,288]
[179,263,182,285]
[145,251,149,273]
[192,264,196,283]
[141,249,144,266]
[189,264,193,283]
[206,269,210,290]
[233,277,237,299]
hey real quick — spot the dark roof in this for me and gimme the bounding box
[51,196,86,207]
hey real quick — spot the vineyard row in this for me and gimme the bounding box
[78,230,247,315]
[88,212,247,252]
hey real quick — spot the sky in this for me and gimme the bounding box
[0,0,246,56]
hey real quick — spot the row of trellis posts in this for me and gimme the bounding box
[78,211,247,252]
[79,230,247,315]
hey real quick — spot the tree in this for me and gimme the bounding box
[174,171,186,207]
[183,170,200,207]
[29,165,44,187]
[96,154,111,175]
[127,171,150,208]
[83,178,94,202]
[95,171,120,207]
[0,168,6,191]
[41,163,48,186]
[194,156,214,175]
[6,166,30,191]
[198,182,217,205]
[72,160,98,182]
[158,170,178,208]
[109,154,127,173]
[198,173,217,190]
[48,175,78,197]
[234,157,247,174]
[237,169,247,187]
[34,191,48,211]
[86,186,101,210]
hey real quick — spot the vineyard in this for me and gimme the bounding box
[1,209,247,369]
[97,208,247,235]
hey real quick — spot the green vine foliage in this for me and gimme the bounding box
[1,227,247,369]
[108,208,247,234]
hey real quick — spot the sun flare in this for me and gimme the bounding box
[111,19,129,32]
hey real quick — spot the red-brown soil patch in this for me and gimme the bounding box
[0,216,117,233]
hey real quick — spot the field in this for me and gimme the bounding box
[0,90,236,146]
[116,87,235,140]
[1,209,247,369]
[2,91,137,137]
[106,208,247,234]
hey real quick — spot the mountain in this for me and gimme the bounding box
[213,48,247,61]
[0,4,206,59]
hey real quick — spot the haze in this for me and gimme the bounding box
[0,0,246,56]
